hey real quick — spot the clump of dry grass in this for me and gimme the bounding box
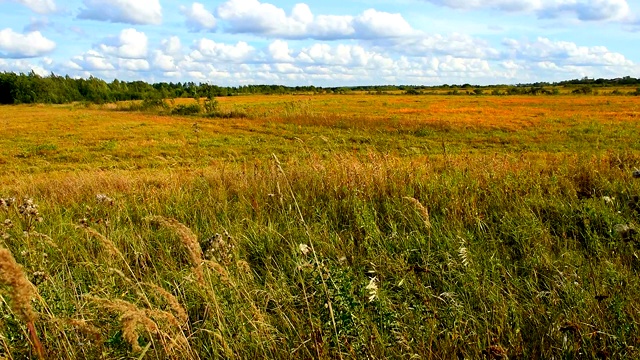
[79,226,123,258]
[0,248,45,358]
[403,197,432,232]
[64,318,102,341]
[141,282,189,324]
[86,295,190,355]
[146,216,204,283]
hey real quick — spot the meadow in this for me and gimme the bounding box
[0,94,639,359]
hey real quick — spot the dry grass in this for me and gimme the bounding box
[0,94,638,358]
[0,248,44,358]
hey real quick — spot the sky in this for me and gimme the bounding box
[0,0,639,86]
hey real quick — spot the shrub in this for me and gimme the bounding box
[171,104,202,116]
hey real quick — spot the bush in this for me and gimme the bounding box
[203,97,219,114]
[171,104,201,116]
[571,86,593,95]
[141,98,168,111]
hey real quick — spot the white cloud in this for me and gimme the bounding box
[161,36,183,56]
[151,37,184,72]
[0,28,56,58]
[296,43,395,68]
[306,15,354,39]
[268,40,294,62]
[565,0,630,21]
[69,50,115,71]
[503,37,633,66]
[352,9,415,38]
[190,39,255,63]
[53,30,640,86]
[98,29,148,59]
[4,0,56,14]
[424,0,632,22]
[0,58,49,75]
[374,33,500,59]
[217,0,307,35]
[181,3,217,31]
[78,0,162,25]
[152,51,177,71]
[216,0,416,39]
[118,58,149,71]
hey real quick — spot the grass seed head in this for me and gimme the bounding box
[81,226,123,258]
[365,277,379,302]
[403,197,432,231]
[0,248,37,323]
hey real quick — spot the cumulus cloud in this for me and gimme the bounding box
[0,28,56,58]
[268,40,294,62]
[190,39,255,63]
[161,36,183,56]
[295,43,395,68]
[151,37,184,72]
[3,0,56,14]
[152,51,177,71]
[181,3,217,31]
[78,0,162,25]
[69,50,115,71]
[0,58,49,75]
[562,0,630,21]
[374,33,500,59]
[118,58,149,71]
[54,30,638,86]
[503,37,633,66]
[98,28,148,59]
[423,0,632,21]
[352,9,414,38]
[216,0,416,39]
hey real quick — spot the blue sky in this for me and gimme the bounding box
[0,0,639,86]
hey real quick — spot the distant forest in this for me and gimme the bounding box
[1,71,640,105]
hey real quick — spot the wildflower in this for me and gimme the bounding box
[365,277,379,302]
[18,199,39,218]
[602,196,614,204]
[96,194,114,205]
[614,223,637,240]
[202,232,235,265]
[299,243,311,256]
[0,198,15,210]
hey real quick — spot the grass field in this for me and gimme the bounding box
[0,94,639,359]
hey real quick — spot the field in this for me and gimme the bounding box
[0,94,639,359]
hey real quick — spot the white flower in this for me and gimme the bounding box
[299,243,311,256]
[365,277,379,302]
[96,194,114,205]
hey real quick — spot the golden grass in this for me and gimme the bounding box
[0,248,44,358]
[0,94,639,358]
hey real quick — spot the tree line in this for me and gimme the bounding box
[1,71,640,105]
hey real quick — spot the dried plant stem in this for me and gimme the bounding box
[0,248,45,359]
[80,226,123,258]
[146,216,205,284]
[403,196,432,234]
[273,154,341,360]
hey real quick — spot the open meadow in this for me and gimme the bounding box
[0,94,640,359]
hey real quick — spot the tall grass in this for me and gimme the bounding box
[0,95,639,358]
[0,151,638,358]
